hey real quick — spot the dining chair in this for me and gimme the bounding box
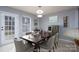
[32,34,41,52]
[26,32,32,35]
[40,35,56,52]
[74,39,79,52]
[14,40,33,52]
[54,33,59,48]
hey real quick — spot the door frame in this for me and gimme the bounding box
[0,11,19,45]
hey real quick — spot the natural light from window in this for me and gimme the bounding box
[49,16,58,25]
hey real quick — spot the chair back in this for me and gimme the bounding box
[26,32,31,35]
[55,33,59,43]
[47,35,56,49]
[74,39,79,46]
[14,40,26,52]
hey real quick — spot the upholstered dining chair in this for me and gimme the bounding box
[40,35,56,52]
[74,39,79,52]
[54,33,59,48]
[14,40,33,52]
[31,34,41,52]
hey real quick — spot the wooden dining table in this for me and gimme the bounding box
[20,34,44,52]
[20,34,42,43]
[20,31,53,52]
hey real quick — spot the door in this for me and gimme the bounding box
[0,12,18,45]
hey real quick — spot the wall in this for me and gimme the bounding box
[0,6,36,45]
[78,8,79,28]
[39,8,78,40]
[0,6,35,31]
[33,18,40,29]
[0,12,1,43]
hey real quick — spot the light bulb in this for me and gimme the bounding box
[37,15,43,18]
[36,10,44,14]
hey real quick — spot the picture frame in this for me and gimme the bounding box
[63,16,68,28]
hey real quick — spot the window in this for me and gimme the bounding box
[49,16,58,25]
[5,16,15,36]
[22,16,31,34]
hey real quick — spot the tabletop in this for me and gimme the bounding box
[20,34,42,43]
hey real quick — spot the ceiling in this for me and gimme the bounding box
[10,6,77,15]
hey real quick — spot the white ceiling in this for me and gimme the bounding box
[10,6,77,15]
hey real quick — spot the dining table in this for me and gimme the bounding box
[20,34,42,43]
[20,33,45,52]
[20,31,52,52]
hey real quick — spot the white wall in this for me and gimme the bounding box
[78,8,79,28]
[39,8,79,40]
[0,12,1,44]
[0,6,36,31]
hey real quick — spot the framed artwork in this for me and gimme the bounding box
[63,16,68,28]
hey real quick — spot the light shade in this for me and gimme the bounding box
[36,10,44,14]
[37,15,43,18]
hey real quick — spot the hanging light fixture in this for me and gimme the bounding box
[37,15,43,18]
[36,6,44,18]
[36,10,44,14]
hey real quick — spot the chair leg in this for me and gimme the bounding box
[53,47,55,52]
[49,50,51,52]
[55,42,58,49]
[38,46,40,52]
[56,42,58,48]
[54,43,57,48]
